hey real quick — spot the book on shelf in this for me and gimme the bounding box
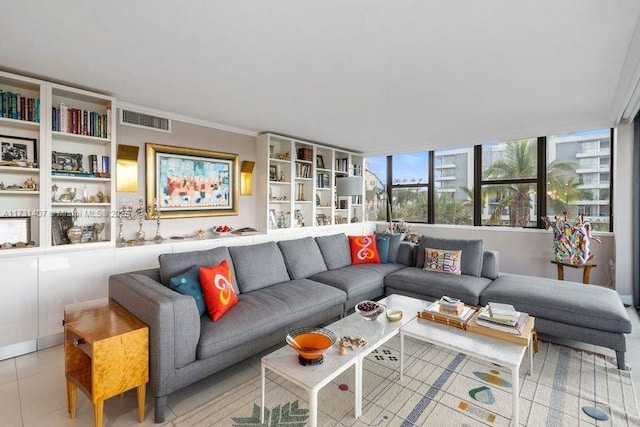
[475,307,529,335]
[0,90,39,122]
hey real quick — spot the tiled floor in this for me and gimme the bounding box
[1,307,640,426]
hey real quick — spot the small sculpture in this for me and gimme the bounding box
[24,177,37,190]
[542,213,601,264]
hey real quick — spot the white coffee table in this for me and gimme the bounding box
[400,317,533,427]
[260,294,428,427]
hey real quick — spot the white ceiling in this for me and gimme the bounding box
[2,1,640,155]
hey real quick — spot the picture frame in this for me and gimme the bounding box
[52,151,83,172]
[51,212,74,245]
[146,143,239,218]
[269,164,278,182]
[316,155,325,169]
[0,216,31,247]
[0,135,37,167]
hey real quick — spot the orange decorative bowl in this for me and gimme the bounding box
[286,327,337,365]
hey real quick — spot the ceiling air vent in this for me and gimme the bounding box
[120,109,171,133]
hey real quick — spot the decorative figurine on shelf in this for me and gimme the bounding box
[92,222,105,242]
[24,177,37,190]
[542,212,601,265]
[67,208,83,244]
[0,182,5,191]
[51,184,58,202]
[197,229,205,240]
[149,198,163,243]
[96,190,105,203]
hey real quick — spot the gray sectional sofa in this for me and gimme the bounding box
[108,232,632,423]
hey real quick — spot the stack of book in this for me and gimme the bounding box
[418,297,477,330]
[475,302,529,335]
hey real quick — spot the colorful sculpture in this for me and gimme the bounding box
[542,213,601,264]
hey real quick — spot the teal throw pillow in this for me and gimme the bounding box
[169,265,206,316]
[376,236,390,264]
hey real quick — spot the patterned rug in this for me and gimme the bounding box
[168,337,640,426]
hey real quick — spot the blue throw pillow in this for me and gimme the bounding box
[376,236,390,264]
[169,265,206,316]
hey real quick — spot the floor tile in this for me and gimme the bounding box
[18,365,67,422]
[16,344,64,379]
[0,357,17,385]
[0,381,22,427]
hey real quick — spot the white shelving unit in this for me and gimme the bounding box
[0,70,46,252]
[257,133,365,232]
[0,70,117,254]
[45,83,116,248]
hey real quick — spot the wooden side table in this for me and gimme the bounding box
[64,298,149,427]
[550,260,596,284]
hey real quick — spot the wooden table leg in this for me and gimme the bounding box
[94,399,104,427]
[137,384,146,422]
[582,265,592,284]
[556,264,564,280]
[67,379,77,418]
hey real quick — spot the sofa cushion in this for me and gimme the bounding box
[416,236,483,277]
[481,250,500,280]
[423,248,462,275]
[385,266,492,306]
[199,260,238,321]
[277,237,327,279]
[196,279,346,359]
[168,265,206,316]
[315,233,351,270]
[349,235,381,264]
[229,242,290,293]
[375,232,402,263]
[159,246,239,294]
[479,274,632,334]
[310,264,398,300]
[376,235,390,263]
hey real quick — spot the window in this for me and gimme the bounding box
[547,128,612,231]
[364,128,613,231]
[390,152,428,222]
[364,156,388,221]
[433,148,473,225]
[479,138,539,227]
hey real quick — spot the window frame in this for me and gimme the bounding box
[372,129,613,231]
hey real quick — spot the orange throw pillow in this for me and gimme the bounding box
[199,260,238,321]
[348,235,381,265]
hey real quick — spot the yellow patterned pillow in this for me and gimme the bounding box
[423,248,462,275]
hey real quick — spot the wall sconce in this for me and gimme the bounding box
[116,144,139,192]
[240,160,255,196]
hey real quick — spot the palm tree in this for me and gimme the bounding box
[546,160,583,216]
[482,139,537,226]
[483,140,585,226]
[434,191,473,224]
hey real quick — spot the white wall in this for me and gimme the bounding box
[115,118,258,240]
[614,122,634,304]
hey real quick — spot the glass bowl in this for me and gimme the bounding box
[285,327,337,363]
[355,300,386,320]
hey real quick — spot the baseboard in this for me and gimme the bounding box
[0,339,37,361]
[37,333,63,350]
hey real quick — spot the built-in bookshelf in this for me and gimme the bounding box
[0,70,117,254]
[257,133,364,231]
[46,83,116,248]
[0,70,46,253]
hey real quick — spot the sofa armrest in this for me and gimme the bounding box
[481,250,499,280]
[108,273,201,394]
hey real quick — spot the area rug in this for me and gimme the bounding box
[168,337,640,426]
